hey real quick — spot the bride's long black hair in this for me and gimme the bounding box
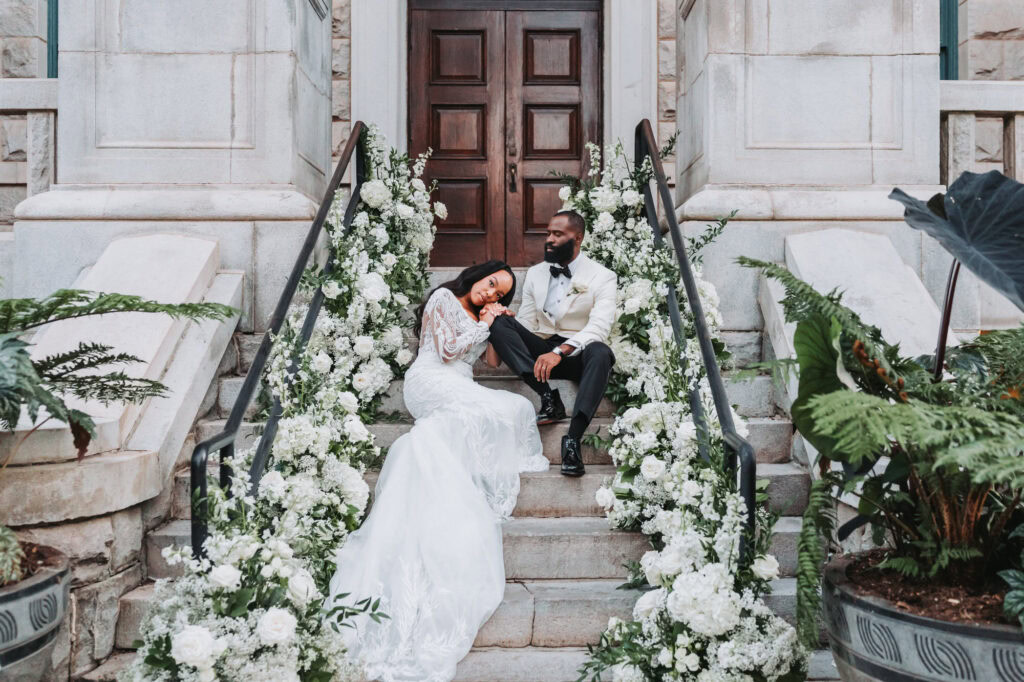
[413,260,517,338]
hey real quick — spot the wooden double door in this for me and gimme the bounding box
[409,1,601,267]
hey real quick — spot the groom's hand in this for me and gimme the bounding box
[534,352,562,382]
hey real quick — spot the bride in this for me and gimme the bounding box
[327,260,548,681]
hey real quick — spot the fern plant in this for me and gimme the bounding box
[0,283,235,581]
[741,257,1024,646]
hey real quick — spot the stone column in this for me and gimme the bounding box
[672,0,964,335]
[958,0,1024,81]
[12,0,333,333]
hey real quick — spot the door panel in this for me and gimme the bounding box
[505,10,600,266]
[409,7,600,267]
[410,10,505,266]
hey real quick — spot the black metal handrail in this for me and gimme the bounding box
[190,122,367,557]
[634,119,757,560]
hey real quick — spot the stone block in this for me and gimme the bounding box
[70,565,143,676]
[0,0,43,37]
[26,110,53,196]
[786,229,953,356]
[216,376,261,419]
[726,374,776,417]
[15,516,114,586]
[1,35,42,77]
[332,38,350,78]
[766,0,904,56]
[528,580,639,647]
[975,116,1004,163]
[114,583,153,649]
[236,332,265,373]
[502,518,648,580]
[1005,40,1024,80]
[332,78,350,119]
[217,334,239,376]
[658,80,676,120]
[332,0,350,38]
[720,330,761,368]
[658,0,675,37]
[770,516,802,577]
[658,39,675,79]
[746,416,794,464]
[110,507,143,572]
[331,119,351,158]
[969,0,1024,40]
[762,462,811,515]
[79,652,136,681]
[512,467,611,517]
[0,184,25,223]
[474,583,533,647]
[454,647,590,682]
[969,38,1004,78]
[254,221,323,333]
[0,115,26,160]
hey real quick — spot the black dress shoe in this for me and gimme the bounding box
[560,435,585,477]
[536,389,567,425]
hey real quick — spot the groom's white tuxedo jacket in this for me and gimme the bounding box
[516,252,617,351]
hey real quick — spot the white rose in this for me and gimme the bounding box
[411,178,426,192]
[170,625,218,669]
[352,371,371,392]
[381,253,398,268]
[558,185,572,201]
[621,188,642,207]
[632,587,665,620]
[751,554,780,581]
[681,652,700,672]
[287,568,318,606]
[371,226,389,244]
[623,297,642,315]
[197,668,216,682]
[353,336,375,357]
[640,549,662,586]
[337,391,359,413]
[396,348,414,366]
[394,293,410,307]
[357,272,391,304]
[209,564,242,591]
[311,351,332,374]
[260,470,288,498]
[322,281,342,299]
[594,486,615,509]
[396,203,415,220]
[360,179,390,208]
[640,455,666,481]
[257,607,297,646]
[434,201,448,219]
[343,414,370,442]
[657,544,686,577]
[657,648,673,667]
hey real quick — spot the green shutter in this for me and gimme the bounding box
[940,0,959,80]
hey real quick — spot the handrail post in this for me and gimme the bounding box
[634,119,758,562]
[189,122,369,558]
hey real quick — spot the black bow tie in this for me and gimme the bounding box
[549,265,572,279]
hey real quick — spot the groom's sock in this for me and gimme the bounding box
[568,413,589,440]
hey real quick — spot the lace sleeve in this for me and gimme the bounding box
[422,289,490,363]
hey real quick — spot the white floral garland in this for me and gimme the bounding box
[565,143,806,681]
[125,126,441,682]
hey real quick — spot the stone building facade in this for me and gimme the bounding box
[0,1,1023,680]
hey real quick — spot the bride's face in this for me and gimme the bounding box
[468,270,513,307]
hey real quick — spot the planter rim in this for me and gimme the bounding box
[0,544,68,606]
[826,553,1024,643]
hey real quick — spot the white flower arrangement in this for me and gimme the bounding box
[126,125,436,682]
[562,142,806,681]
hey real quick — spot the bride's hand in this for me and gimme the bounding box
[480,307,498,326]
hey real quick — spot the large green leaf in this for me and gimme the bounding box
[790,315,846,462]
[890,170,1024,312]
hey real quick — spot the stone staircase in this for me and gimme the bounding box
[90,267,840,681]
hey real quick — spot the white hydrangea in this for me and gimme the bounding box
[357,272,391,304]
[360,179,390,208]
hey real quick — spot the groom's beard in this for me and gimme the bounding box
[543,240,574,264]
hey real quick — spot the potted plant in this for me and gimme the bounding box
[0,285,232,679]
[742,170,1024,681]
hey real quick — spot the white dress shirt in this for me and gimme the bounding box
[543,255,582,355]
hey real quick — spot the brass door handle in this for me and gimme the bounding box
[509,163,518,193]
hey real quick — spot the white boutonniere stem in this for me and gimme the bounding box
[569,279,588,296]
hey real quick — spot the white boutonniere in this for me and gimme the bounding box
[569,279,588,295]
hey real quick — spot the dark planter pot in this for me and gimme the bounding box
[823,554,1024,682]
[0,545,70,681]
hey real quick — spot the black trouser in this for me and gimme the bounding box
[488,315,615,437]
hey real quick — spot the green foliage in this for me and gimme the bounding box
[795,475,836,648]
[0,525,24,585]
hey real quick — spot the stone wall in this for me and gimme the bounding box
[958,0,1024,80]
[658,0,676,184]
[0,0,47,227]
[331,0,351,166]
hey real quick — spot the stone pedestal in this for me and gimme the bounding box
[13,0,332,333]
[671,0,1016,334]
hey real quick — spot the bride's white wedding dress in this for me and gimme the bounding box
[327,287,548,682]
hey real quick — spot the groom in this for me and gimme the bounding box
[489,211,617,477]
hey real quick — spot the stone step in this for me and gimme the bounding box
[194,414,794,469]
[215,375,261,419]
[146,517,652,581]
[79,652,137,681]
[453,647,589,682]
[758,462,811,516]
